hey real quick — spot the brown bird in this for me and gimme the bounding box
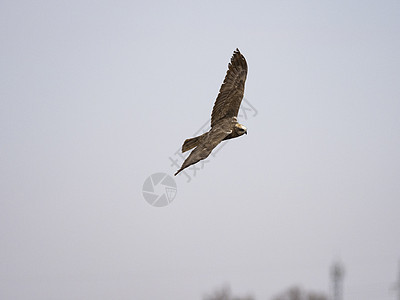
[175,48,248,176]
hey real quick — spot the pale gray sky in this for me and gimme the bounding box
[1,1,399,299]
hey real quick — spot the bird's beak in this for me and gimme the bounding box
[245,130,247,135]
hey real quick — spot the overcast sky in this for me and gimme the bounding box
[1,1,400,299]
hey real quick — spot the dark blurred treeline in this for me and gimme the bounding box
[203,285,327,300]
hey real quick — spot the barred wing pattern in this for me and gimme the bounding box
[210,48,248,128]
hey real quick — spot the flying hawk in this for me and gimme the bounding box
[175,48,248,176]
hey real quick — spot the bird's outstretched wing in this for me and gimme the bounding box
[211,48,248,128]
[174,118,234,176]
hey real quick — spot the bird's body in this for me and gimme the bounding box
[175,49,248,176]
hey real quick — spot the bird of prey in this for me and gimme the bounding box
[174,48,248,176]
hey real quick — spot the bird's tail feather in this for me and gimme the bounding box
[182,136,201,153]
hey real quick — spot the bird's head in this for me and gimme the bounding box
[234,123,247,136]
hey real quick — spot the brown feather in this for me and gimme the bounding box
[181,132,208,153]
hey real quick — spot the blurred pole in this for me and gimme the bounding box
[330,261,345,300]
[392,261,400,300]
